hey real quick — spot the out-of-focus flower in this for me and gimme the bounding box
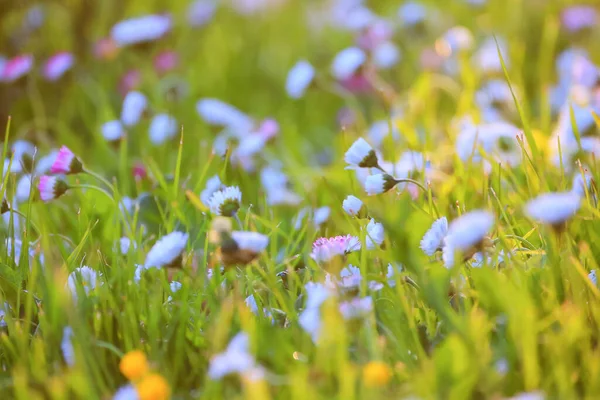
[113,384,139,400]
[368,120,401,148]
[311,235,361,263]
[43,52,74,81]
[313,206,331,227]
[589,269,597,286]
[372,41,401,69]
[61,326,75,367]
[196,98,254,133]
[208,186,242,216]
[136,373,170,400]
[188,0,217,27]
[331,47,366,80]
[562,6,597,33]
[339,296,373,319]
[356,19,393,50]
[111,15,172,47]
[121,91,148,127]
[94,38,119,60]
[67,266,99,299]
[365,219,384,249]
[153,51,178,75]
[420,216,448,256]
[201,175,223,205]
[362,361,392,387]
[34,150,58,175]
[102,120,125,141]
[473,38,509,75]
[230,231,269,254]
[286,60,315,99]
[51,146,83,175]
[119,70,142,96]
[440,26,474,54]
[343,195,366,218]
[119,350,149,381]
[208,333,261,379]
[149,113,178,145]
[524,192,581,226]
[144,231,188,268]
[572,172,594,197]
[397,2,426,27]
[1,55,33,82]
[120,237,135,255]
[38,176,68,202]
[299,282,334,342]
[443,211,494,268]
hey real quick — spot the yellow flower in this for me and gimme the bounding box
[119,350,149,381]
[136,373,170,400]
[362,361,392,387]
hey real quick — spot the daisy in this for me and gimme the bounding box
[111,14,172,47]
[1,55,33,82]
[372,41,401,69]
[102,120,125,141]
[442,211,494,268]
[61,326,75,366]
[38,176,68,202]
[43,52,74,81]
[144,231,188,268]
[208,186,242,216]
[196,98,254,132]
[121,91,148,127]
[524,192,581,226]
[339,296,373,319]
[16,175,32,203]
[365,219,384,249]
[365,173,397,195]
[420,216,448,256]
[313,206,331,227]
[310,235,361,263]
[335,265,383,292]
[208,333,258,380]
[299,282,334,342]
[149,113,178,145]
[562,6,597,32]
[200,175,224,205]
[345,138,378,169]
[286,60,315,99]
[67,266,99,299]
[342,195,366,218]
[51,146,83,175]
[331,47,366,80]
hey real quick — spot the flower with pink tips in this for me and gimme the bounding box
[38,176,68,202]
[43,52,74,81]
[1,55,33,82]
[51,146,83,175]
[311,235,361,263]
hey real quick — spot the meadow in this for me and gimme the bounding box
[1,0,600,399]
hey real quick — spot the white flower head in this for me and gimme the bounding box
[208,332,257,380]
[331,47,366,80]
[120,237,136,255]
[286,60,315,99]
[342,195,365,217]
[313,206,331,227]
[231,231,269,253]
[339,296,373,319]
[420,217,448,256]
[196,98,254,133]
[34,150,59,175]
[149,113,178,145]
[525,192,581,225]
[16,174,32,203]
[111,14,172,47]
[144,231,188,268]
[365,219,384,249]
[102,120,125,142]
[365,173,397,195]
[208,186,242,216]
[67,266,99,300]
[121,91,147,127]
[310,235,361,263]
[200,175,223,205]
[445,210,494,251]
[345,138,378,169]
[372,41,401,69]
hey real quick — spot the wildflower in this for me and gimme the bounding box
[562,6,597,32]
[196,98,253,132]
[35,150,59,174]
[339,296,373,319]
[208,186,242,216]
[144,232,188,269]
[397,2,426,26]
[313,206,331,227]
[153,51,178,75]
[188,0,217,27]
[111,15,172,47]
[43,52,74,81]
[589,270,597,286]
[365,173,397,195]
[362,361,392,387]
[61,326,75,367]
[343,195,367,218]
[441,26,473,54]
[345,138,378,169]
[420,217,448,256]
[51,146,83,175]
[331,47,366,80]
[442,211,494,268]
[119,70,142,96]
[311,235,361,263]
[16,175,32,202]
[208,333,258,380]
[120,350,149,381]
[149,113,178,145]
[221,231,269,266]
[386,263,403,287]
[136,373,170,400]
[67,266,99,299]
[299,282,334,342]
[286,60,315,99]
[365,219,384,249]
[525,192,581,227]
[200,175,223,205]
[1,55,33,82]
[102,120,125,141]
[38,176,68,202]
[372,41,401,69]
[113,384,139,400]
[121,91,148,127]
[120,237,135,255]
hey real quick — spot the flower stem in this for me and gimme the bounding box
[70,184,115,202]
[84,168,115,192]
[393,178,428,194]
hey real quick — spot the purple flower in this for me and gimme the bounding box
[43,52,74,81]
[50,146,83,175]
[1,55,33,82]
[562,6,598,32]
[38,176,68,202]
[311,235,361,263]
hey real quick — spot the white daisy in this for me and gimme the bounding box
[230,231,269,253]
[310,235,361,263]
[420,217,448,256]
[342,195,365,217]
[345,138,378,169]
[144,231,188,268]
[445,211,494,250]
[200,175,223,205]
[102,120,125,142]
[525,192,581,225]
[286,60,315,99]
[331,47,366,80]
[365,219,384,249]
[365,173,396,195]
[149,113,178,145]
[111,14,172,47]
[313,206,331,227]
[196,98,254,133]
[121,91,147,127]
[208,186,242,216]
[339,296,373,319]
[67,266,99,299]
[208,333,257,380]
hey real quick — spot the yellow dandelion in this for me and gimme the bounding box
[119,350,149,381]
[362,361,392,387]
[136,373,170,400]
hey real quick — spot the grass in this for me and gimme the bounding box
[1,0,600,399]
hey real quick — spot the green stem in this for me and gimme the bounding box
[70,184,114,202]
[394,178,429,194]
[84,168,115,192]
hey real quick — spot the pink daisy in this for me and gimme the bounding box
[38,176,68,202]
[50,146,83,175]
[311,235,361,263]
[1,55,33,82]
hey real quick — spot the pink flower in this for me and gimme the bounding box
[340,73,372,94]
[94,38,119,60]
[311,235,361,263]
[154,51,178,75]
[132,162,147,181]
[119,70,141,96]
[38,176,68,202]
[43,52,74,81]
[1,55,33,82]
[51,146,83,175]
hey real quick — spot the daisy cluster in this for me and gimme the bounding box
[1,1,600,400]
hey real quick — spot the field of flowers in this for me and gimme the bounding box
[1,0,600,399]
